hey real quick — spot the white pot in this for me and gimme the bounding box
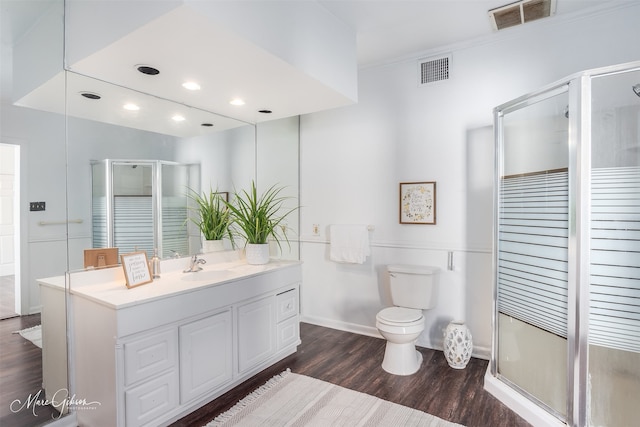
[443,321,473,369]
[245,243,270,265]
[202,239,225,253]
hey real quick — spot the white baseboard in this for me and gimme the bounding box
[300,315,383,340]
[301,315,492,361]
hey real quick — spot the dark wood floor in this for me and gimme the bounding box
[0,316,530,427]
[172,322,531,427]
[0,313,60,427]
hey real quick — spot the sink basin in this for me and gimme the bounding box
[181,270,229,282]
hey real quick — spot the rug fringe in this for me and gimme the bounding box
[204,368,292,427]
[12,324,41,334]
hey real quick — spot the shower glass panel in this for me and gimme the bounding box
[160,162,193,258]
[492,61,640,427]
[91,160,107,248]
[91,160,198,259]
[588,69,640,426]
[112,162,155,256]
[496,86,570,419]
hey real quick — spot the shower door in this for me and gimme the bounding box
[495,85,570,420]
[112,162,155,256]
[160,162,194,258]
[493,62,640,426]
[587,68,640,427]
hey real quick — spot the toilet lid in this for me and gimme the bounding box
[377,307,423,323]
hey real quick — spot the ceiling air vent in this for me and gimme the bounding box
[418,54,451,87]
[489,0,556,31]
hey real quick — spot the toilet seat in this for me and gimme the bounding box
[376,307,423,326]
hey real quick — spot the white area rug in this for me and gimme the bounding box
[14,324,42,348]
[206,370,464,426]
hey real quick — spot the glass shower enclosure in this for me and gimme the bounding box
[91,159,200,260]
[491,61,640,426]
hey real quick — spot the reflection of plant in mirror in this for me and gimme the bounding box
[187,187,234,243]
[225,181,297,250]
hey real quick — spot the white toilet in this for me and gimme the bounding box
[376,264,439,375]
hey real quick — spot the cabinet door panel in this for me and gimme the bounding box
[277,315,300,350]
[179,310,232,403]
[238,295,275,373]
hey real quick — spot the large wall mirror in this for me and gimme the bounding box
[63,71,258,268]
[2,1,299,425]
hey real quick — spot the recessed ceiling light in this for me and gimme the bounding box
[230,98,245,106]
[137,65,160,75]
[258,109,272,114]
[123,103,140,111]
[182,81,201,91]
[172,115,186,122]
[80,92,101,100]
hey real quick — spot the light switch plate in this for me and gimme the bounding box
[30,201,46,211]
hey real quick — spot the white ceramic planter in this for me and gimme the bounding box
[443,321,473,369]
[245,243,270,265]
[202,239,224,253]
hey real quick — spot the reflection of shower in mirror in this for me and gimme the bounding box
[91,160,200,259]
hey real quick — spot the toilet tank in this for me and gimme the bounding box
[387,264,439,310]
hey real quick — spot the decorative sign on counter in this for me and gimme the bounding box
[121,251,153,288]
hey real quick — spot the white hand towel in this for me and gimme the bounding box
[329,224,370,264]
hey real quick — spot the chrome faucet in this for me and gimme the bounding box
[184,255,206,272]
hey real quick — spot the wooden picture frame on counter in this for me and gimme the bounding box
[84,247,119,269]
[121,251,153,288]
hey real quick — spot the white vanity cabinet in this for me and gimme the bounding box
[64,261,301,427]
[235,287,300,374]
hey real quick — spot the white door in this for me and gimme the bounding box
[0,144,17,277]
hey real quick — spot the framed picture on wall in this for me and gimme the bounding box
[399,182,436,224]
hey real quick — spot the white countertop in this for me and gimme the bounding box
[38,251,301,310]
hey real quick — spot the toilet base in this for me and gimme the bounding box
[381,341,423,376]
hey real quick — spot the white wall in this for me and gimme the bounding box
[298,3,640,358]
[257,116,300,260]
[1,104,66,314]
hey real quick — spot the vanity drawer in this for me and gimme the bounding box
[125,370,178,427]
[276,288,298,323]
[124,328,178,386]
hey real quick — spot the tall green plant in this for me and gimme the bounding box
[187,187,233,242]
[225,181,297,249]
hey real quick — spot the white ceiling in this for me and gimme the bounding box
[319,0,611,67]
[1,0,620,137]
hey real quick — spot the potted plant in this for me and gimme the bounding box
[225,181,297,264]
[187,187,233,252]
